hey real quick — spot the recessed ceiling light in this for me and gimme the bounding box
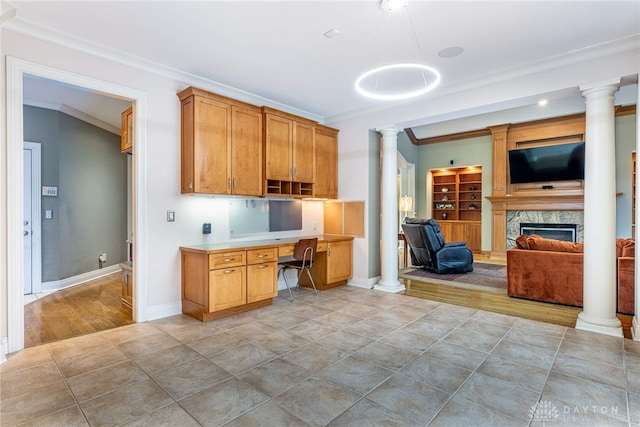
[323,28,340,39]
[438,46,464,58]
[538,99,549,106]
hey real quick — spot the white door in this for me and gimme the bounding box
[23,147,33,294]
[23,142,42,295]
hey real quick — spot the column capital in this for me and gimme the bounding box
[377,127,401,137]
[580,78,621,98]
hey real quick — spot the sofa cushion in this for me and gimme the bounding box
[617,238,635,258]
[515,234,584,253]
[620,239,636,258]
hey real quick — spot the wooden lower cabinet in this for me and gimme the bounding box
[247,248,278,303]
[299,239,353,290]
[209,266,246,312]
[181,247,276,322]
[438,221,482,254]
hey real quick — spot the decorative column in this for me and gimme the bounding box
[576,79,622,337]
[374,128,406,293]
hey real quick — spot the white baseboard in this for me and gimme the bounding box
[40,265,121,292]
[146,302,182,321]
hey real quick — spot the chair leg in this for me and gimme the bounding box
[304,267,318,296]
[279,266,295,302]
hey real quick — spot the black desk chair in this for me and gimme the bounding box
[279,238,318,302]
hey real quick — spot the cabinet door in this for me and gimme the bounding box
[193,97,232,194]
[465,222,482,253]
[292,121,315,182]
[314,127,338,199]
[231,106,263,195]
[326,240,352,283]
[247,262,278,303]
[209,266,246,312]
[438,222,454,242]
[121,107,133,154]
[264,114,292,181]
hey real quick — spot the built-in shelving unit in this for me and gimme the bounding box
[265,180,313,197]
[432,166,482,221]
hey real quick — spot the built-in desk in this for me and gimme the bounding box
[180,235,353,322]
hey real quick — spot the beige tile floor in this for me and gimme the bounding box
[2,285,639,426]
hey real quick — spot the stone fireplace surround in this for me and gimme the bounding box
[507,210,584,249]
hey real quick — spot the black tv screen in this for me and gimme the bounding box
[508,142,585,184]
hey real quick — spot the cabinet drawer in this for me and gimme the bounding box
[247,248,278,265]
[278,245,296,258]
[209,251,246,269]
[316,242,327,252]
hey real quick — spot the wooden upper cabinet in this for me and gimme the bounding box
[314,125,339,199]
[121,106,133,154]
[178,87,262,195]
[231,106,263,195]
[263,106,316,183]
[263,113,293,181]
[292,121,315,182]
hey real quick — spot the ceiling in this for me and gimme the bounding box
[6,1,640,135]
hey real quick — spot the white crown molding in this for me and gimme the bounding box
[60,104,120,135]
[0,0,16,25]
[3,15,323,123]
[23,99,120,135]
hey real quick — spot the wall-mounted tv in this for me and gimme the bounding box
[508,141,585,184]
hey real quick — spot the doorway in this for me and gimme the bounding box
[6,56,149,353]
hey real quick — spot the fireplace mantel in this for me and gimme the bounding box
[487,194,584,211]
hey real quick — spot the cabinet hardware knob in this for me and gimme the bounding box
[223,258,235,262]
[258,265,268,269]
[223,269,235,274]
[189,182,193,189]
[228,177,231,189]
[257,254,267,258]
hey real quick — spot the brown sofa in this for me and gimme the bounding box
[507,235,635,314]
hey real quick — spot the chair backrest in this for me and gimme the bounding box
[294,238,317,267]
[401,222,433,267]
[423,219,446,251]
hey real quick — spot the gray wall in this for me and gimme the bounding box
[24,106,128,281]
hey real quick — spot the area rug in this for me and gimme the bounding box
[399,262,507,293]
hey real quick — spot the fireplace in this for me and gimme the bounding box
[520,222,577,242]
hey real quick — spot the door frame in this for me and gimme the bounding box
[23,141,42,294]
[6,57,149,353]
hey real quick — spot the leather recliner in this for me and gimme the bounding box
[402,218,474,274]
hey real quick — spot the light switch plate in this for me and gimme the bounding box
[167,210,175,222]
[42,186,57,196]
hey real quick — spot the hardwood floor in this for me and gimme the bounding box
[401,276,633,339]
[24,272,133,348]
